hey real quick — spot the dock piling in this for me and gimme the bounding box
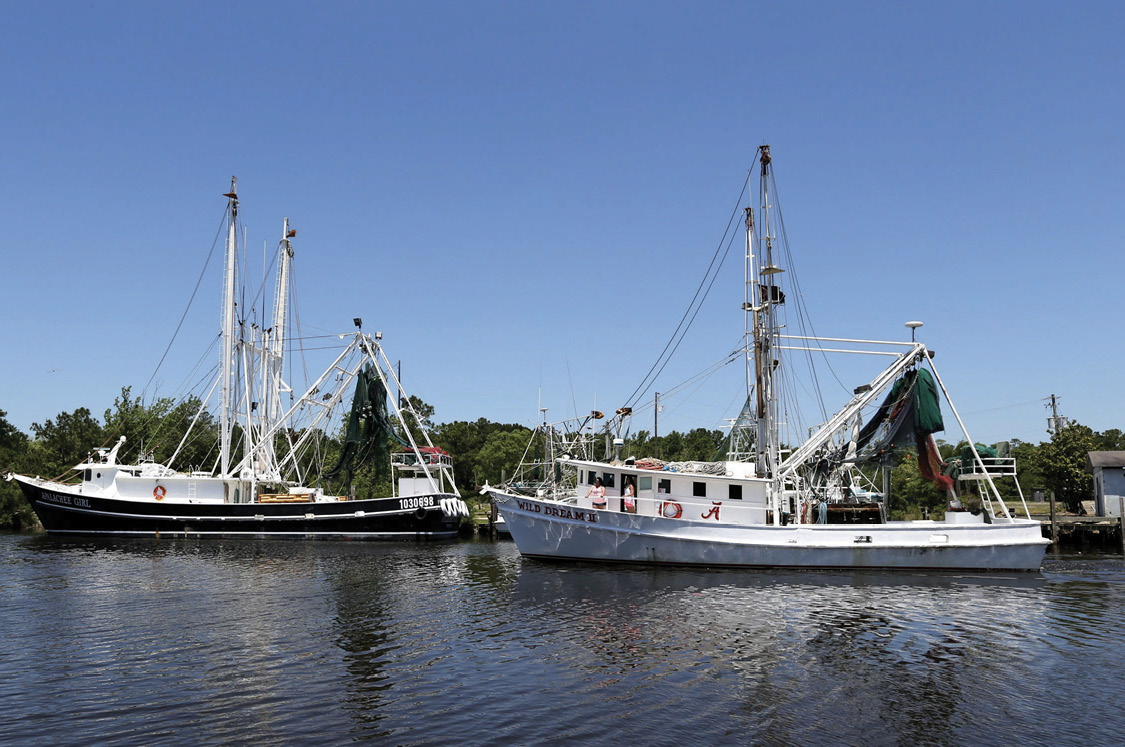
[1050,491,1058,545]
[1119,496,1124,557]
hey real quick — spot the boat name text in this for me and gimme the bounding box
[516,500,597,523]
[41,492,91,508]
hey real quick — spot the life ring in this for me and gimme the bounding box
[661,501,682,519]
[153,485,167,501]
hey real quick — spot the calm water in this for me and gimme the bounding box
[1,534,1122,746]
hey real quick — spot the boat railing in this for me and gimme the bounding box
[957,457,1017,480]
[392,451,453,469]
[955,457,1034,519]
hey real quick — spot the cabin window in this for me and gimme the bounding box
[84,469,91,481]
[693,482,707,497]
[96,473,102,479]
[639,476,652,492]
[602,473,616,489]
[729,484,743,501]
[587,471,597,485]
[658,478,671,494]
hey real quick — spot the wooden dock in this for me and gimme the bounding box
[1033,514,1125,553]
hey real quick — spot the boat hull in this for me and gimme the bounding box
[490,490,1049,571]
[15,477,462,540]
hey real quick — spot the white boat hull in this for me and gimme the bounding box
[489,491,1049,571]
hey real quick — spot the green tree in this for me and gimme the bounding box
[102,388,219,472]
[681,428,724,461]
[1009,438,1045,499]
[623,429,652,460]
[0,409,36,530]
[400,395,435,447]
[475,428,533,484]
[431,418,528,490]
[1095,428,1125,451]
[26,407,106,480]
[659,431,684,461]
[887,450,947,519]
[1030,422,1096,514]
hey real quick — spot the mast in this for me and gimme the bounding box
[726,201,757,463]
[220,177,238,479]
[752,146,785,515]
[269,218,295,422]
[744,206,755,397]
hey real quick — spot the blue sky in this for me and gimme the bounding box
[1,1,1121,448]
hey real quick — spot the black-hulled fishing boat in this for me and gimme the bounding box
[6,178,467,539]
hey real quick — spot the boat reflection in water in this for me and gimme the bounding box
[504,559,1052,743]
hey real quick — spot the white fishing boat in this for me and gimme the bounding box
[6,178,468,539]
[486,147,1048,571]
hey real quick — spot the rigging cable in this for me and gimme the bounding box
[140,209,229,401]
[621,153,758,410]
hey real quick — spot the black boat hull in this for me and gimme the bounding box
[16,479,462,539]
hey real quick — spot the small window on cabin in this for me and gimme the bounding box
[587,471,597,485]
[84,469,91,481]
[729,484,743,501]
[693,482,707,497]
[639,476,652,492]
[658,478,671,494]
[602,473,615,489]
[96,473,102,479]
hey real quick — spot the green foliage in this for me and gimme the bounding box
[621,427,724,462]
[103,387,218,472]
[1095,428,1125,451]
[1026,422,1096,513]
[887,451,947,519]
[430,418,526,489]
[400,394,435,447]
[1009,439,1044,497]
[0,409,36,530]
[28,407,106,479]
[347,463,393,500]
[474,428,533,484]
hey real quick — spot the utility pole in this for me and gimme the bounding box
[654,392,660,459]
[1046,394,1066,434]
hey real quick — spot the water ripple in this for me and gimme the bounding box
[1,536,1123,744]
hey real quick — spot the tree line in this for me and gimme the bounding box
[2,389,1121,530]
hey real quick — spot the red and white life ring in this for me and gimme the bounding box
[661,501,682,519]
[153,485,167,501]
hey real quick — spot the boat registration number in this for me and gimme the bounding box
[399,496,435,510]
